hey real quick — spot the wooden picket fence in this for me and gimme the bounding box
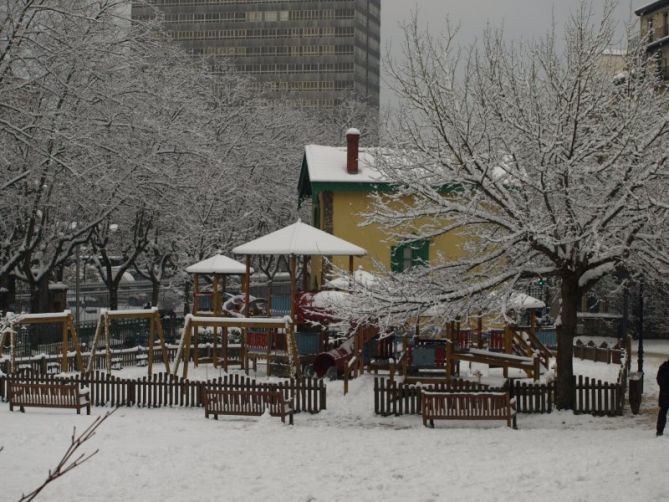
[374,378,497,416]
[0,344,231,375]
[573,340,623,365]
[0,371,326,414]
[374,366,627,417]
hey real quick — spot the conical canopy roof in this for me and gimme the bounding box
[185,254,251,274]
[508,292,545,310]
[232,219,366,256]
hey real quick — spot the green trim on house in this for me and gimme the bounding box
[298,155,394,205]
[298,153,463,207]
[297,155,312,203]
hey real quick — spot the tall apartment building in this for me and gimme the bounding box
[636,0,669,79]
[132,0,380,109]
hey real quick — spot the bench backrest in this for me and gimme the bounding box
[422,392,512,419]
[9,382,80,405]
[203,388,286,416]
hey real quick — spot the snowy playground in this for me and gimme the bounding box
[0,341,666,502]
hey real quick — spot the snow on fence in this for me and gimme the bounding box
[0,344,235,375]
[0,372,326,414]
[573,340,623,365]
[374,367,627,417]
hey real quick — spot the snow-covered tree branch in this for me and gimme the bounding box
[335,1,669,409]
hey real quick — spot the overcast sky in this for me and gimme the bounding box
[379,0,638,106]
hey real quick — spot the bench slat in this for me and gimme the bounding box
[203,388,292,425]
[422,391,516,429]
[8,382,90,415]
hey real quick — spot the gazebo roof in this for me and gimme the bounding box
[185,254,251,275]
[232,220,367,256]
[508,292,545,310]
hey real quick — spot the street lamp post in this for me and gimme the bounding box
[75,244,81,329]
[638,280,644,374]
[70,221,81,329]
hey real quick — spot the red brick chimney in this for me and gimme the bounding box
[346,128,360,175]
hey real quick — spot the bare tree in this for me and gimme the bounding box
[0,1,241,311]
[90,209,154,310]
[336,2,669,409]
[18,408,116,502]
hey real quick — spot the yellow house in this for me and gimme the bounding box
[297,128,468,288]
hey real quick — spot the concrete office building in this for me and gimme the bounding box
[132,0,380,109]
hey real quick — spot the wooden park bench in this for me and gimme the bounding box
[8,381,91,415]
[421,391,516,429]
[202,387,294,425]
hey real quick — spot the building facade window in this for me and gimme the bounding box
[132,0,380,109]
[390,240,429,272]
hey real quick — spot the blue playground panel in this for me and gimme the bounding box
[270,295,291,316]
[536,328,557,349]
[412,346,436,367]
[295,331,321,355]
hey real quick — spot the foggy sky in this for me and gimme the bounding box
[379,0,638,106]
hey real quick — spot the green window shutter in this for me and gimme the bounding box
[390,245,403,272]
[390,240,429,272]
[412,240,429,267]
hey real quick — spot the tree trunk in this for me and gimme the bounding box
[30,276,51,313]
[151,278,160,307]
[108,283,119,310]
[0,273,15,312]
[556,273,579,410]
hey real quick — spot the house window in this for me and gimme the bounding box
[648,17,655,41]
[391,240,429,272]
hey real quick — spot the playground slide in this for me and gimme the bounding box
[310,325,380,378]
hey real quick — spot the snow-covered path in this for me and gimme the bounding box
[1,341,667,502]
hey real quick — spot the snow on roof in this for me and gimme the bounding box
[326,268,378,290]
[311,290,350,309]
[304,145,388,184]
[232,219,366,256]
[12,311,72,322]
[48,281,68,290]
[635,0,669,15]
[186,254,251,274]
[508,292,545,310]
[603,48,627,56]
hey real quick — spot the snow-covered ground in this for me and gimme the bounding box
[1,341,667,502]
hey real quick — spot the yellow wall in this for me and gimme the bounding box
[312,190,469,279]
[640,7,669,40]
[639,7,669,79]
